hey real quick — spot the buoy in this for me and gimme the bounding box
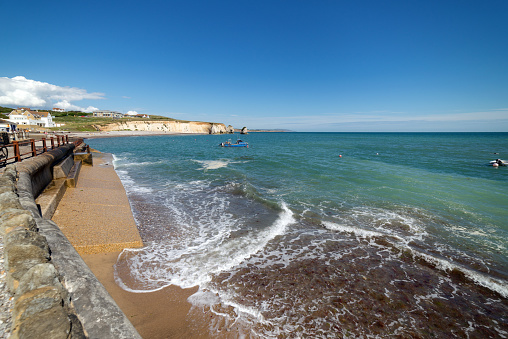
[493,163,499,167]
[339,155,342,158]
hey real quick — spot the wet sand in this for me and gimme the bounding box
[81,252,205,338]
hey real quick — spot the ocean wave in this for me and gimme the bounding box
[114,169,154,194]
[226,182,281,211]
[114,201,295,293]
[194,159,230,170]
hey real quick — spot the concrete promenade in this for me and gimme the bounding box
[51,151,143,254]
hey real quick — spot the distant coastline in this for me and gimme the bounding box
[238,129,293,133]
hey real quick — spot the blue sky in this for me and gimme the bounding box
[1,0,507,131]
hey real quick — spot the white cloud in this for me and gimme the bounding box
[0,76,105,112]
[54,100,99,113]
[126,111,138,115]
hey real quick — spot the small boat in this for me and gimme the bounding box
[490,159,507,166]
[220,139,249,147]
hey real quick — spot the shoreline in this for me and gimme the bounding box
[80,252,207,338]
[50,142,213,338]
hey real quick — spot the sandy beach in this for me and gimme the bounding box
[81,252,206,338]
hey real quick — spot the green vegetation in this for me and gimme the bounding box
[53,113,197,131]
[0,106,12,119]
[0,106,195,131]
[50,114,192,132]
[0,106,13,114]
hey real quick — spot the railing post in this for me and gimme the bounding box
[42,138,47,153]
[57,135,61,147]
[30,139,36,157]
[65,135,69,144]
[87,145,90,154]
[51,137,55,149]
[13,141,21,162]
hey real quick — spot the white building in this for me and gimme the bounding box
[92,110,125,118]
[0,119,17,132]
[7,108,56,128]
[39,111,56,127]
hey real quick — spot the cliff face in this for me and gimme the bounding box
[94,120,232,134]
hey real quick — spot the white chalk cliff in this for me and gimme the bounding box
[94,120,235,134]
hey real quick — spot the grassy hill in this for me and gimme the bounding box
[0,106,12,119]
[51,114,189,132]
[0,106,192,131]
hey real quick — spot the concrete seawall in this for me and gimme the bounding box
[0,145,141,338]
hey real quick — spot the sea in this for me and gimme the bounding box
[86,132,508,338]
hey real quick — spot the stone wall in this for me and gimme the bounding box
[0,163,85,338]
[0,146,141,338]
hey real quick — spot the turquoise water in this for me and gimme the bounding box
[87,132,508,338]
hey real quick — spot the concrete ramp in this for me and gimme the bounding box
[51,152,143,254]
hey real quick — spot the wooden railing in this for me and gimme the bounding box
[2,135,74,164]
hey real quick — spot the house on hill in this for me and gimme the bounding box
[7,108,56,128]
[92,110,124,118]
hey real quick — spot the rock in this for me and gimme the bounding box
[0,177,16,194]
[0,192,23,211]
[2,165,17,182]
[0,209,37,235]
[226,125,235,133]
[12,303,70,339]
[15,263,66,301]
[240,127,248,134]
[68,313,86,339]
[4,229,50,292]
[13,286,64,324]
[210,123,227,134]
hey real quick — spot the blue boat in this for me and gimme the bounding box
[220,139,249,147]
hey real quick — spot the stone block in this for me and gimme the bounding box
[13,286,63,324]
[3,165,17,181]
[74,152,92,166]
[0,191,23,211]
[4,229,51,292]
[65,160,82,188]
[12,303,70,339]
[0,208,37,235]
[0,176,16,194]
[15,263,66,302]
[53,155,75,179]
